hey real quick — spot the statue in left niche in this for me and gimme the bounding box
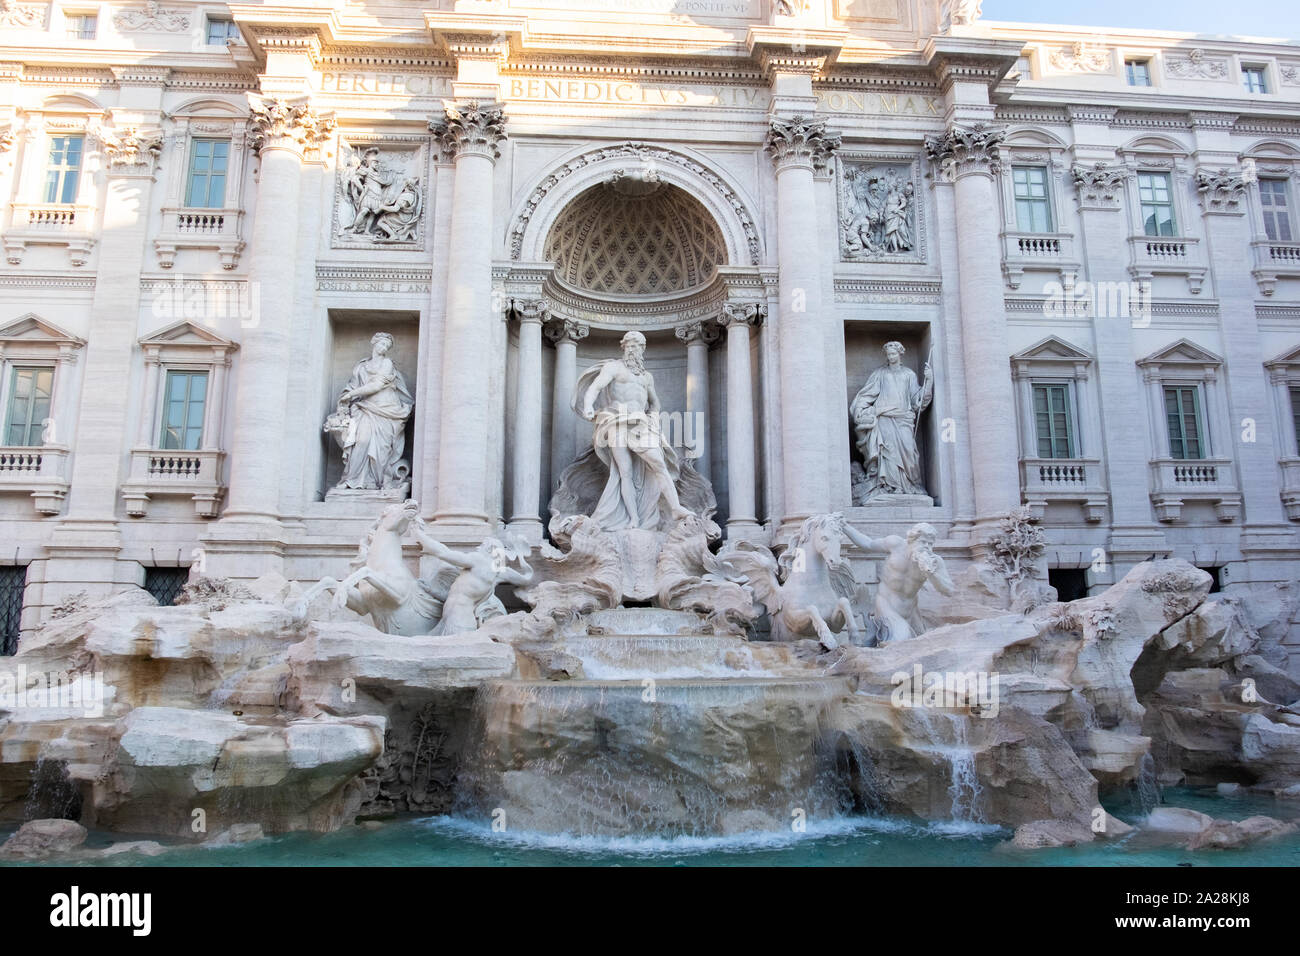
[324,331,413,498]
[290,498,534,637]
[341,147,422,243]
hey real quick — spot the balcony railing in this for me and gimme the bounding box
[4,203,96,266]
[0,445,71,514]
[1019,456,1107,522]
[155,207,245,270]
[1251,240,1300,296]
[1001,231,1078,289]
[1149,456,1240,522]
[121,448,226,518]
[1280,458,1300,521]
[1128,235,1206,294]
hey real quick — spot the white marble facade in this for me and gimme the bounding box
[0,0,1297,669]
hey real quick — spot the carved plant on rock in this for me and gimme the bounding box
[987,506,1047,609]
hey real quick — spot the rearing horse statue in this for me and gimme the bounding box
[720,513,863,650]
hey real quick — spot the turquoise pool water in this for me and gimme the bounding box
[5,788,1299,867]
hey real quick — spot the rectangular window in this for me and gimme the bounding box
[159,370,207,451]
[185,139,230,208]
[1012,165,1053,233]
[1260,178,1293,242]
[1138,171,1177,237]
[1032,383,1075,459]
[0,565,27,656]
[44,135,83,205]
[65,14,96,40]
[1291,385,1300,453]
[1125,59,1152,86]
[206,17,240,45]
[1164,385,1205,460]
[1242,66,1268,94]
[4,367,53,446]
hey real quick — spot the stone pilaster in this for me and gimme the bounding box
[545,318,588,490]
[428,101,507,537]
[719,302,765,540]
[765,115,840,530]
[509,298,546,543]
[1196,163,1291,540]
[924,123,1021,531]
[675,320,719,485]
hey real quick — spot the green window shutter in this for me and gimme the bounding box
[160,370,208,450]
[5,367,53,447]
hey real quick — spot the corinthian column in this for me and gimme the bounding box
[222,95,335,524]
[675,320,718,484]
[429,101,506,537]
[545,318,588,486]
[509,298,546,543]
[719,302,764,540]
[924,123,1021,528]
[765,116,840,530]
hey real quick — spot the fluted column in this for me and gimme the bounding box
[509,298,546,543]
[222,96,334,523]
[544,318,588,485]
[924,123,1021,529]
[429,101,506,536]
[675,320,718,483]
[765,116,840,529]
[720,302,764,539]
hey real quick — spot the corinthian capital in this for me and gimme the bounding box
[100,125,163,170]
[924,123,1006,180]
[1195,166,1250,214]
[1070,161,1127,208]
[430,101,507,162]
[765,116,841,173]
[247,94,336,155]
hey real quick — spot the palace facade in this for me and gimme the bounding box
[0,1,1298,669]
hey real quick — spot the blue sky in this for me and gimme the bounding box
[982,0,1299,43]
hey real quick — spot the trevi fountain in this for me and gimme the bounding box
[2,326,1297,866]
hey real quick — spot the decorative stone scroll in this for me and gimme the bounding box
[1166,48,1229,80]
[924,123,1006,179]
[429,101,507,161]
[1048,42,1113,74]
[113,1,189,32]
[0,0,46,28]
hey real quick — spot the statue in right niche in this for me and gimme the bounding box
[850,340,933,500]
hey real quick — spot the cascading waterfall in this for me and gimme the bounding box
[23,757,82,822]
[1133,752,1161,815]
[910,709,985,824]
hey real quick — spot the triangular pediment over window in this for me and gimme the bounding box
[1264,344,1300,370]
[1137,338,1223,369]
[1012,335,1093,364]
[138,320,237,353]
[0,313,85,347]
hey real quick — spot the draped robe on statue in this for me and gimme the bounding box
[572,361,681,531]
[337,356,413,490]
[850,362,932,498]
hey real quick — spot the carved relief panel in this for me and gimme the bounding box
[331,136,429,250]
[837,154,925,264]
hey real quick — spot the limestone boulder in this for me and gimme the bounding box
[92,706,385,837]
[0,818,87,859]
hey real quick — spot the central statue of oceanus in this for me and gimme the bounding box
[574,330,693,531]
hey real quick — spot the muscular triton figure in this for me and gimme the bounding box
[843,521,956,644]
[575,330,692,531]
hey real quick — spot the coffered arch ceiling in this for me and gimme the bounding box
[543,181,727,298]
